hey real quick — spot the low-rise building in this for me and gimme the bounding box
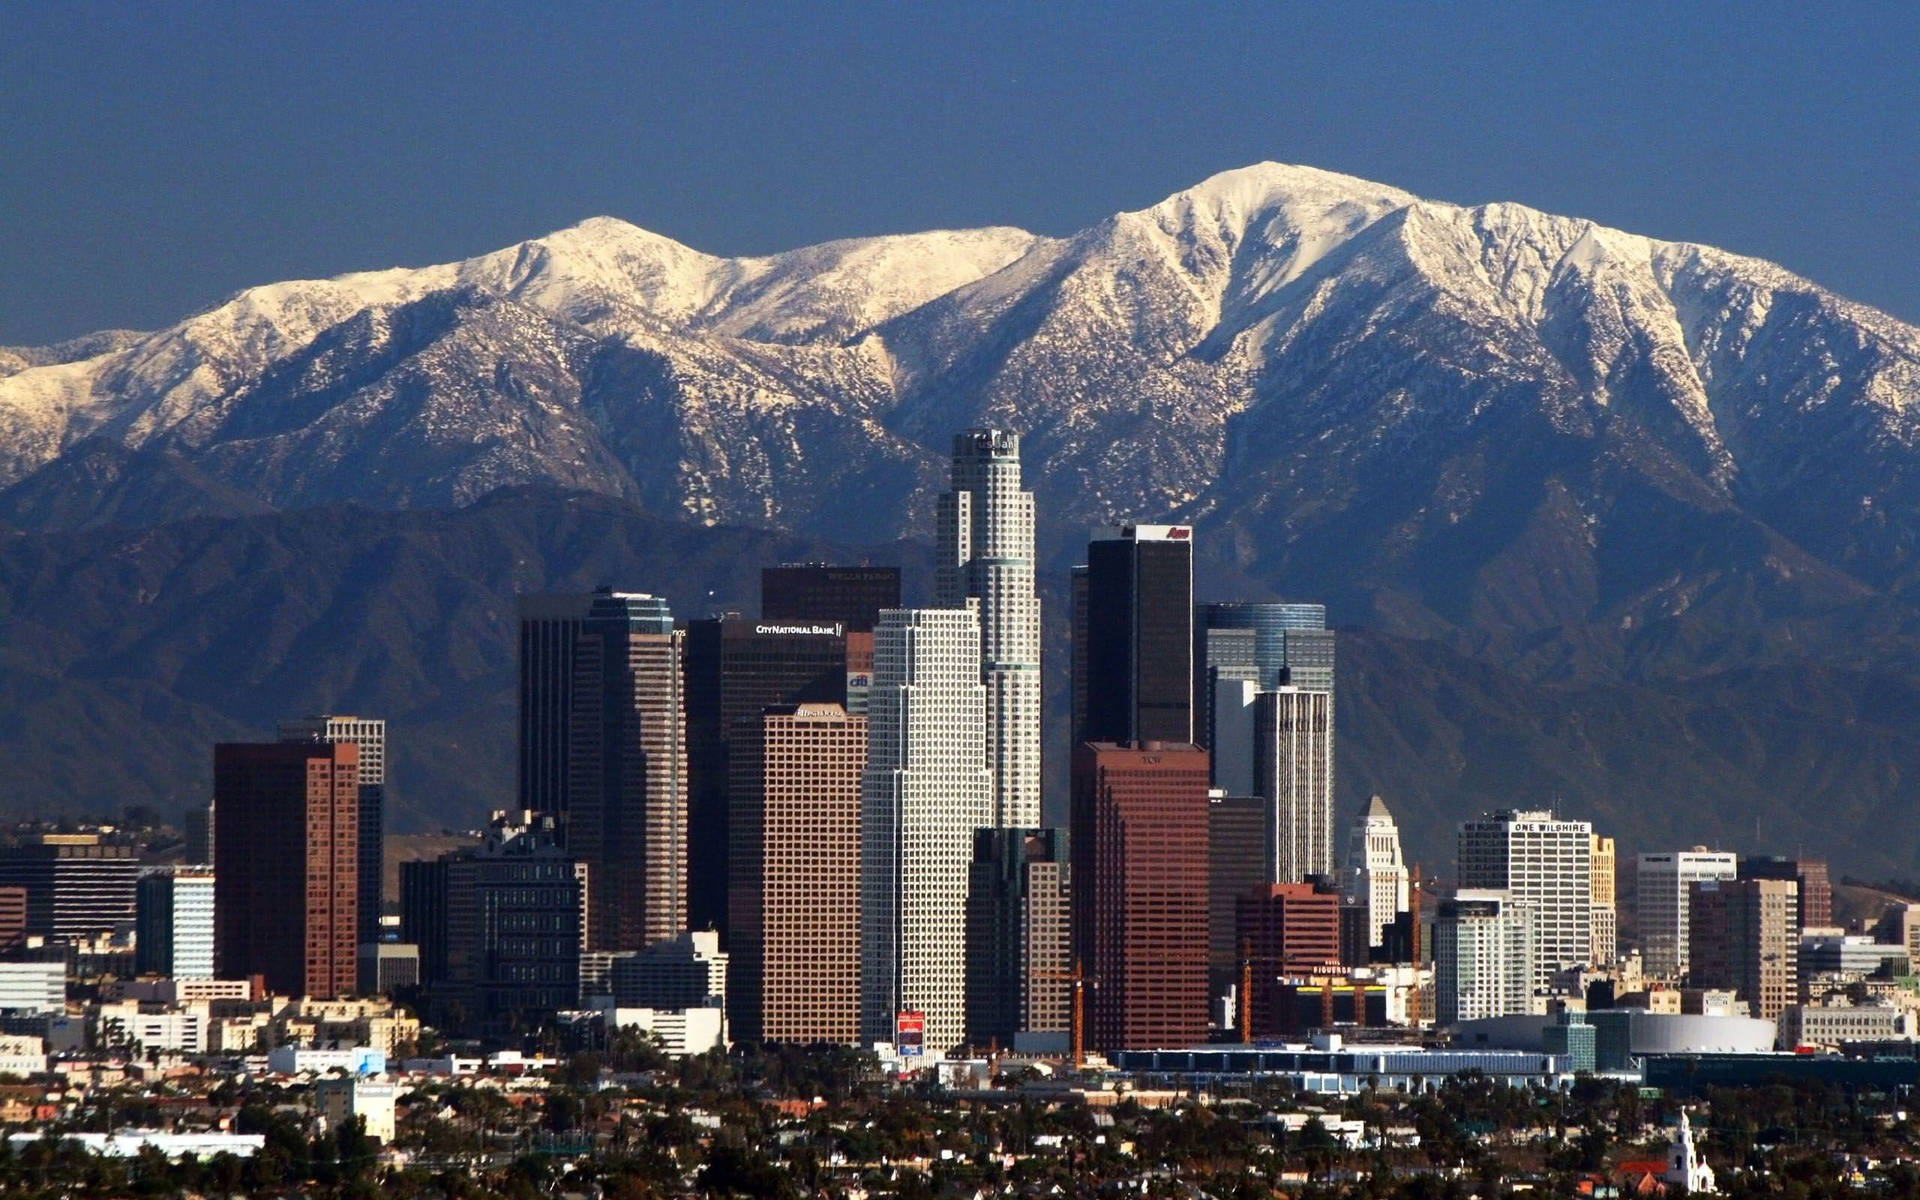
[103,978,251,1004]
[0,961,65,1014]
[0,1035,47,1077]
[315,1075,399,1143]
[94,1001,208,1056]
[1780,999,1915,1049]
[1113,1037,1574,1095]
[6,1130,265,1160]
[266,1045,386,1076]
[593,1005,726,1058]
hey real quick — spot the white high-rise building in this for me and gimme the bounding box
[936,429,1041,829]
[1636,849,1739,979]
[1255,688,1335,882]
[1341,795,1409,948]
[1457,809,1592,989]
[860,607,992,1054]
[1434,889,1535,1025]
[135,866,216,979]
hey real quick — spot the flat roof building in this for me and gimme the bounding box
[729,703,864,1046]
[0,835,142,943]
[1072,741,1211,1054]
[214,741,359,999]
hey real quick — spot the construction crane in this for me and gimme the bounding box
[1032,958,1093,1070]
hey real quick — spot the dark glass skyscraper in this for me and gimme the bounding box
[684,616,849,937]
[965,827,1070,1049]
[518,588,687,951]
[1080,525,1194,746]
[518,593,592,817]
[760,564,901,632]
[1195,603,1330,689]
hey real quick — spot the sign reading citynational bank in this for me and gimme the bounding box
[753,622,845,637]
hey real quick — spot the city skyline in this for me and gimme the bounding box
[7,11,1920,1186]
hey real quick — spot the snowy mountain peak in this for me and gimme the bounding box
[0,160,1917,570]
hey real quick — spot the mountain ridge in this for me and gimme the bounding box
[2,162,1919,867]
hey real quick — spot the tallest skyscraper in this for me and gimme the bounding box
[935,428,1041,828]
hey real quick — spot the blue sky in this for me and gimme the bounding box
[3,2,1916,343]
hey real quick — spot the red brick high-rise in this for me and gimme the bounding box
[214,741,360,998]
[1071,741,1210,1054]
[1235,882,1344,1036]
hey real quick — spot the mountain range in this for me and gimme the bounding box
[3,162,1919,874]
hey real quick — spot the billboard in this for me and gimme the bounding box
[895,1010,925,1057]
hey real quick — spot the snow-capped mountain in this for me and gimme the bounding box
[5,163,1920,669]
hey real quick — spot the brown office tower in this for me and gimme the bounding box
[1689,877,1799,1021]
[966,827,1071,1050]
[1072,742,1210,1053]
[1741,857,1832,932]
[684,617,850,937]
[1235,882,1344,1035]
[213,741,359,998]
[521,589,687,951]
[760,564,901,633]
[728,703,866,1045]
[1208,793,1268,1002]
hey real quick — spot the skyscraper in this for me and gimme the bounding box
[437,812,589,1032]
[1741,857,1833,933]
[1434,890,1535,1024]
[518,593,592,818]
[860,608,992,1054]
[1689,877,1799,1021]
[760,564,901,632]
[1340,796,1410,951]
[684,616,849,936]
[730,702,866,1046]
[135,866,215,980]
[1071,741,1211,1054]
[1069,565,1089,745]
[936,429,1042,829]
[184,801,213,866]
[520,589,688,951]
[1589,834,1617,965]
[1457,809,1593,988]
[1080,525,1194,746]
[213,741,360,998]
[400,856,449,990]
[1194,625,1258,786]
[279,715,386,944]
[1194,601,1335,698]
[965,827,1071,1050]
[0,835,142,942]
[1207,674,1260,797]
[1636,850,1738,979]
[1208,791,1269,1001]
[574,591,687,950]
[1255,688,1335,883]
